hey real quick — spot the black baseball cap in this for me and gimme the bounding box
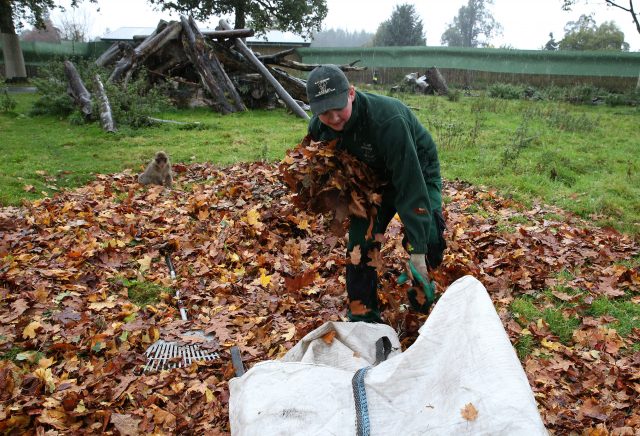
[306,65,350,115]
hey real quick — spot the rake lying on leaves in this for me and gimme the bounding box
[143,243,220,372]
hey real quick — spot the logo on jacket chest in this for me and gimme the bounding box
[360,142,376,162]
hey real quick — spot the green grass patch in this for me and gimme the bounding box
[543,308,580,344]
[588,296,640,337]
[121,278,170,307]
[0,345,25,362]
[514,334,535,359]
[511,296,580,344]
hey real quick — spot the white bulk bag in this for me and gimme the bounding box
[229,275,547,435]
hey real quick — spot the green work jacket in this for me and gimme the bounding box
[308,90,442,254]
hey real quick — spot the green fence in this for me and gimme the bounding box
[297,46,640,91]
[3,42,639,91]
[0,40,112,76]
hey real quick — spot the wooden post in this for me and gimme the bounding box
[218,19,309,120]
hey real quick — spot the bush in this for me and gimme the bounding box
[564,84,601,104]
[0,88,17,113]
[487,83,524,100]
[30,59,98,118]
[30,59,172,128]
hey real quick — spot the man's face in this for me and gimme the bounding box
[318,87,355,132]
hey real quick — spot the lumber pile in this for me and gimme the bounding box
[66,16,367,131]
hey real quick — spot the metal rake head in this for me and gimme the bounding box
[144,338,219,372]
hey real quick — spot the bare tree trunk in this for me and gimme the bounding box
[0,33,27,80]
[218,19,309,120]
[0,1,27,80]
[181,16,246,114]
[63,60,92,118]
[94,74,116,132]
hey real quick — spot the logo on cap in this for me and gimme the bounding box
[314,78,335,97]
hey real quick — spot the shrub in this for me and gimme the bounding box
[0,88,17,113]
[487,83,524,100]
[30,59,172,128]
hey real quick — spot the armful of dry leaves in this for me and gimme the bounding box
[279,135,386,235]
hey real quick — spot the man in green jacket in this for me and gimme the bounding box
[306,64,446,323]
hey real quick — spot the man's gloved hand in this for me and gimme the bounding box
[410,253,429,281]
[398,253,436,313]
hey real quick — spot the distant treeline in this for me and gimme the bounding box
[310,28,374,48]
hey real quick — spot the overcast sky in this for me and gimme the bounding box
[54,0,639,51]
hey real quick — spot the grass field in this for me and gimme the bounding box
[1,89,639,237]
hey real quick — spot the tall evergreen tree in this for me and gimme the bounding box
[372,4,426,47]
[440,0,501,48]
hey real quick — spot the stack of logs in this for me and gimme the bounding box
[64,16,366,132]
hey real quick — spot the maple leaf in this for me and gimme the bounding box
[284,270,316,292]
[204,317,234,345]
[245,208,263,229]
[366,248,385,273]
[33,368,56,393]
[350,245,362,265]
[22,320,41,339]
[137,255,152,272]
[322,330,336,345]
[11,299,29,317]
[281,325,296,341]
[349,300,369,316]
[461,402,478,421]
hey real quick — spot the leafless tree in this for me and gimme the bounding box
[54,6,93,42]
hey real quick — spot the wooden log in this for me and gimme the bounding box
[96,42,126,68]
[94,74,116,132]
[109,21,182,83]
[202,29,255,39]
[425,67,449,95]
[134,21,182,61]
[259,50,367,73]
[63,60,92,118]
[181,16,246,114]
[268,66,308,101]
[107,43,135,83]
[219,19,309,120]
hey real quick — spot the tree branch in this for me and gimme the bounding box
[603,0,640,34]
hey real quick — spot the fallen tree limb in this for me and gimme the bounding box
[202,29,255,39]
[147,117,202,125]
[259,51,367,73]
[94,74,116,132]
[63,60,92,119]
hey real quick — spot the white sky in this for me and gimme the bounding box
[54,0,639,51]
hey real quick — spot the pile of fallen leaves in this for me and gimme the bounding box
[280,135,386,235]
[0,161,638,434]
